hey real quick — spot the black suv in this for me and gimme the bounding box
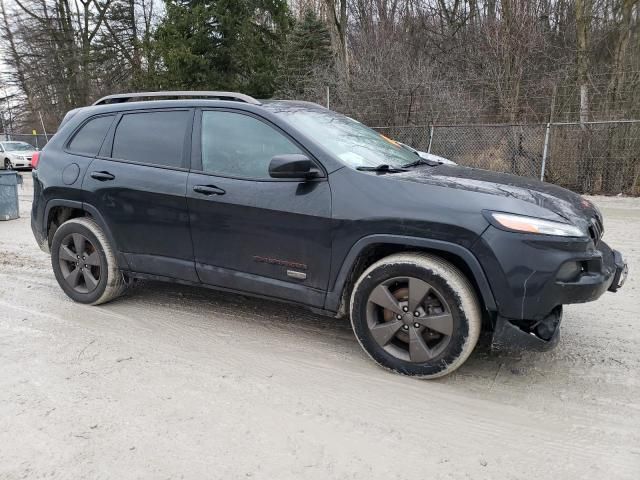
[31,91,628,378]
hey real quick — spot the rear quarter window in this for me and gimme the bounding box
[111,110,191,168]
[67,115,115,156]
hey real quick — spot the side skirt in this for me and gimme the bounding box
[124,271,335,317]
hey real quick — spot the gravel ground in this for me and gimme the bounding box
[1,174,639,480]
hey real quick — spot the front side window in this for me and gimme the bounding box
[112,110,190,168]
[67,115,114,156]
[200,111,303,178]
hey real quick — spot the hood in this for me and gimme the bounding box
[393,165,601,231]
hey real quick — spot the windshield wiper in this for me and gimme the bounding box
[356,164,408,173]
[401,158,440,168]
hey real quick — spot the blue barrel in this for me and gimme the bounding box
[0,171,23,221]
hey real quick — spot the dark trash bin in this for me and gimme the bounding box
[0,170,23,221]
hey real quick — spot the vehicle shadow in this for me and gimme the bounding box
[125,279,527,385]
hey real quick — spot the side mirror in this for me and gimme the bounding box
[269,154,320,179]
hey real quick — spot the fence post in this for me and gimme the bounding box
[427,124,434,153]
[39,112,49,142]
[540,122,551,181]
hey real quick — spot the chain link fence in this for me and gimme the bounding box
[374,120,640,195]
[0,133,51,150]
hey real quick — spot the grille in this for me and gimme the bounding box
[588,216,604,242]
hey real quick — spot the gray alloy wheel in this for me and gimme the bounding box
[4,158,12,170]
[50,217,127,305]
[366,276,454,362]
[58,232,102,294]
[350,253,482,378]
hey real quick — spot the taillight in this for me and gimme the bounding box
[31,151,40,169]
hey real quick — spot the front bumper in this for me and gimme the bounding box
[609,249,628,292]
[473,226,628,350]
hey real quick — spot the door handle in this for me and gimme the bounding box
[90,171,115,181]
[193,185,226,196]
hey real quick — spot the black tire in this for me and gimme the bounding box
[4,158,12,170]
[350,253,481,378]
[50,217,127,305]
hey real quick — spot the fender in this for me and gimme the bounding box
[43,198,129,270]
[324,234,497,313]
[81,202,130,270]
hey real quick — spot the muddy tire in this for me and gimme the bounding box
[350,253,481,378]
[50,217,127,305]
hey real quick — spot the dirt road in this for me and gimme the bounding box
[1,174,639,479]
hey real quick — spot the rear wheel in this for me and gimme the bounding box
[350,253,481,378]
[51,217,127,305]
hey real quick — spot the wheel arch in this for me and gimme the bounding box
[44,199,129,269]
[325,235,497,318]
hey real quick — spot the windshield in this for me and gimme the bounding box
[2,142,33,152]
[265,104,417,168]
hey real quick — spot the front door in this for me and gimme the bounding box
[187,109,332,307]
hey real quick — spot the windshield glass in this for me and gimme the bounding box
[264,104,417,168]
[2,142,33,152]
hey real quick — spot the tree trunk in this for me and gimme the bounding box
[575,0,593,192]
[602,0,638,193]
[326,0,348,81]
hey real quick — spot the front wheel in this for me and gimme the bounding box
[50,217,127,305]
[3,158,12,170]
[350,253,481,378]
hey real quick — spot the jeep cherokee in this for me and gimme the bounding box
[30,91,628,378]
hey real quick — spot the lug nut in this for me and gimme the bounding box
[402,325,409,330]
[413,311,420,317]
[402,306,409,312]
[414,322,421,328]
[396,314,402,320]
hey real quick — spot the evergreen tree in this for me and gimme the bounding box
[279,9,334,97]
[153,0,291,97]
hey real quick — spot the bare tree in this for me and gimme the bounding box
[326,0,349,79]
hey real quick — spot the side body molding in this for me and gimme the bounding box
[324,234,497,314]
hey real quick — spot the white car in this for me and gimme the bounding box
[397,142,457,165]
[1,141,38,169]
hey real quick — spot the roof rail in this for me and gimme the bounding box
[92,91,261,106]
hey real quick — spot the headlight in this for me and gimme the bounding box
[489,212,584,237]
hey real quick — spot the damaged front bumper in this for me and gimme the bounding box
[492,308,562,352]
[609,249,628,292]
[482,234,628,351]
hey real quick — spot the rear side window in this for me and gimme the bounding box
[67,115,114,156]
[111,110,190,168]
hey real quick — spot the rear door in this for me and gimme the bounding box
[82,109,197,282]
[186,108,332,307]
